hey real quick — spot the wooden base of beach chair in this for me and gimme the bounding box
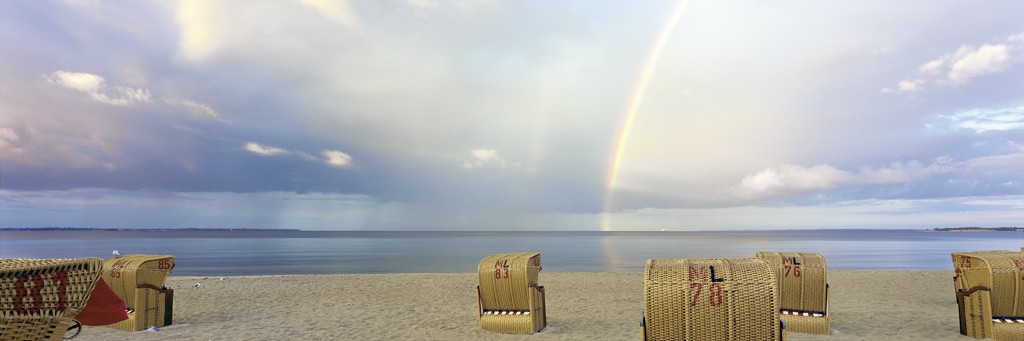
[780,311,830,335]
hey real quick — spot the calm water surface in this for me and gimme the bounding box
[1,230,1020,275]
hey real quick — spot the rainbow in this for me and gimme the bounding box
[602,0,690,231]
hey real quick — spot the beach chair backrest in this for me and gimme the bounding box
[953,251,1024,317]
[756,252,827,313]
[644,257,781,341]
[100,254,175,331]
[478,253,541,311]
[0,258,104,341]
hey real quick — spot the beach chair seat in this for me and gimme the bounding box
[756,252,830,335]
[477,252,546,334]
[952,250,1024,340]
[99,254,175,331]
[1,258,104,341]
[643,257,784,341]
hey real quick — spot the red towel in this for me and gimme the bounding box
[77,278,129,326]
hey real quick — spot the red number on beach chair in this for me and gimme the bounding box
[52,271,69,310]
[12,270,69,315]
[784,265,802,277]
[110,259,128,278]
[689,267,705,281]
[690,283,724,307]
[709,283,723,307]
[690,283,703,306]
[493,259,509,279]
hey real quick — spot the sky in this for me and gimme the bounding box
[0,0,1022,231]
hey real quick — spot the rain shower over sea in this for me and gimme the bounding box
[1,229,1020,276]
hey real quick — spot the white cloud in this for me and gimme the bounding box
[944,106,1024,133]
[0,127,27,160]
[731,150,1018,201]
[881,79,925,94]
[322,149,353,168]
[885,38,1018,93]
[46,71,104,92]
[245,142,341,165]
[734,164,850,199]
[472,149,498,161]
[739,168,781,193]
[181,99,228,122]
[0,126,19,146]
[899,79,925,93]
[945,44,1012,84]
[44,71,151,106]
[245,142,288,156]
[918,59,944,75]
[462,148,512,170]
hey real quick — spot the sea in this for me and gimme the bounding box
[1,229,1021,276]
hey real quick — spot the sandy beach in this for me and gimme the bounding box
[72,270,975,340]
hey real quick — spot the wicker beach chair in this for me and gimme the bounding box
[99,254,175,331]
[643,258,784,341]
[951,250,1024,340]
[477,252,546,334]
[1,258,104,341]
[756,252,830,335]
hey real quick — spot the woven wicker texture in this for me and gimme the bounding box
[779,312,829,335]
[993,323,1024,341]
[1,258,103,341]
[952,250,1024,340]
[756,252,830,335]
[643,258,782,341]
[100,254,175,331]
[477,253,545,334]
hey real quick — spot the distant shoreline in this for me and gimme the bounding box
[1,227,1022,233]
[0,227,302,232]
[926,227,1023,232]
